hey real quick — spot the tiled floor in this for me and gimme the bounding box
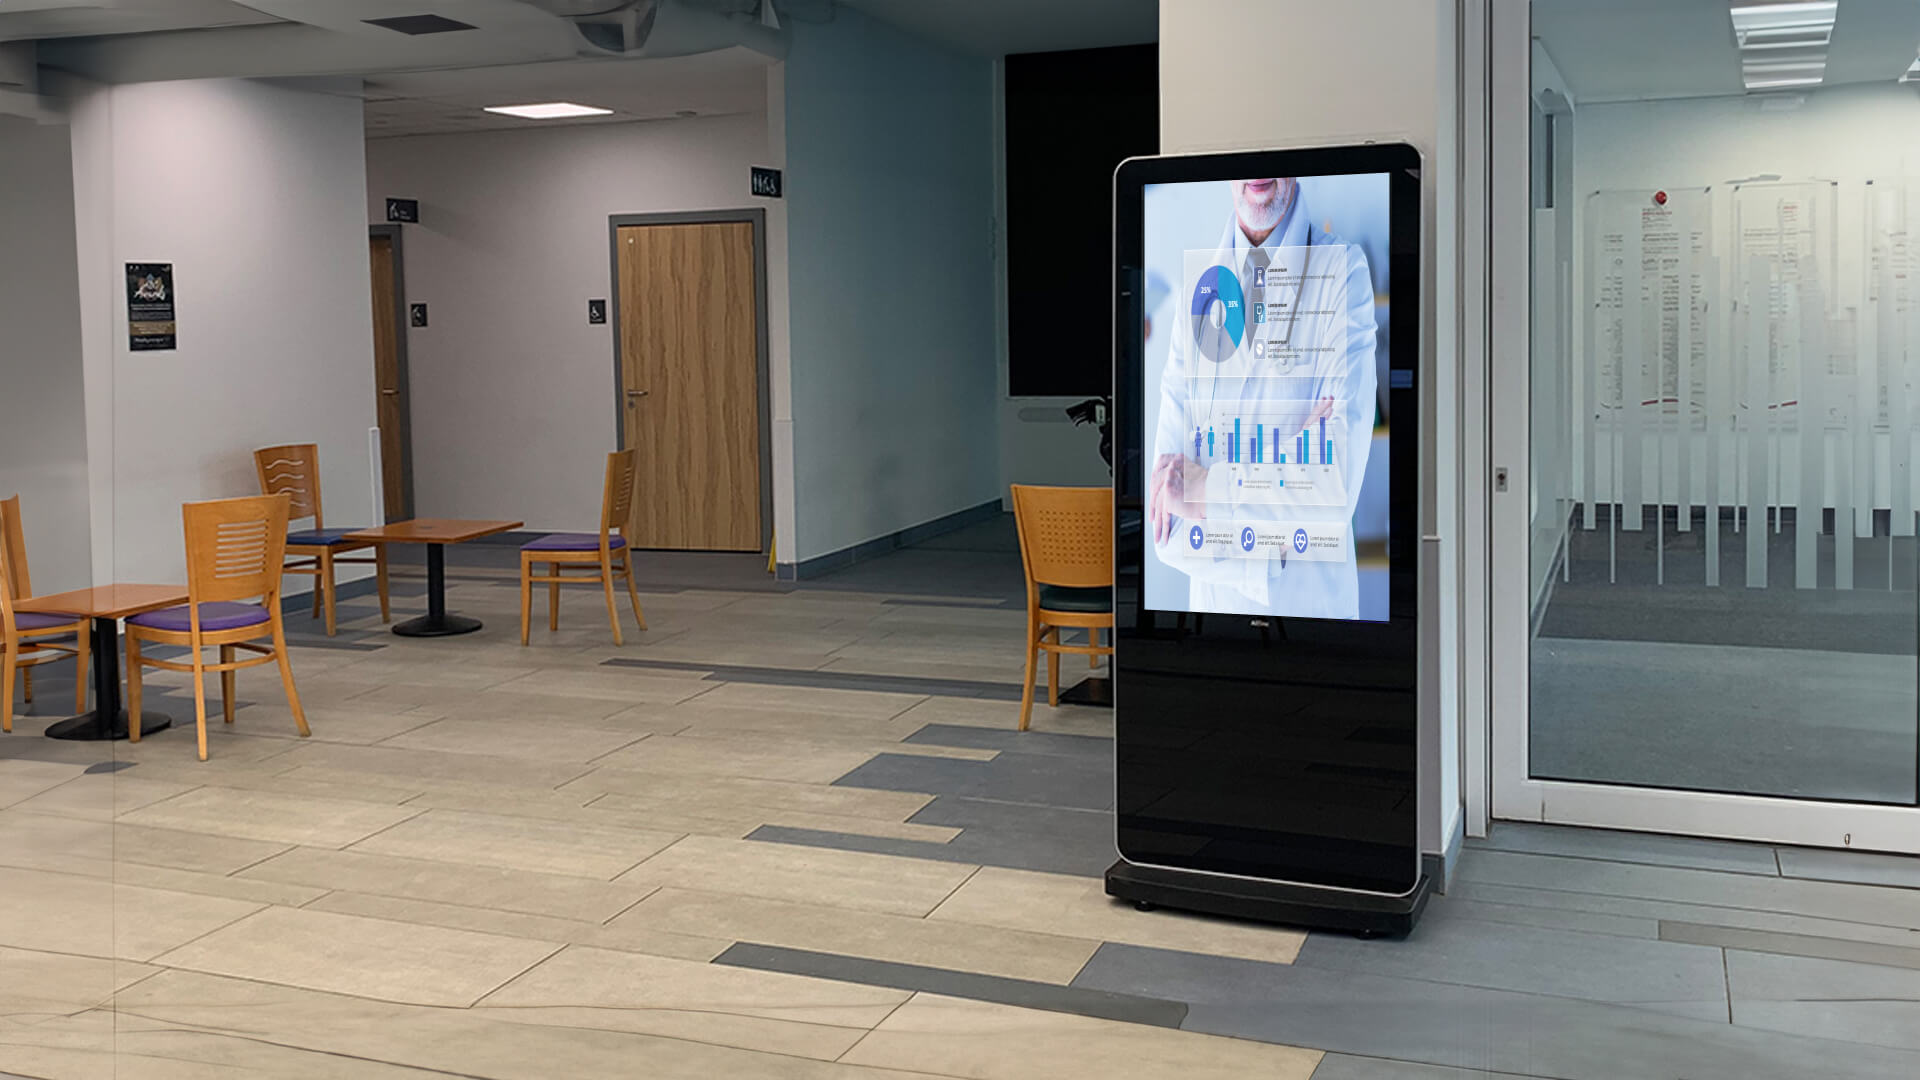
[0,521,1913,1078]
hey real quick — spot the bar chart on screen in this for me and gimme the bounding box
[1190,407,1348,507]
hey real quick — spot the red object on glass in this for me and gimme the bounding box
[1654,190,1669,205]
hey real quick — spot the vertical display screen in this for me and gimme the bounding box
[1142,176,1391,621]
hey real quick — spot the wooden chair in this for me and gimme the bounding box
[126,494,309,761]
[1010,484,1115,732]
[254,444,389,636]
[0,496,89,734]
[519,450,647,646]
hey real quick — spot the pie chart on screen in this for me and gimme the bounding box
[1189,264,1244,364]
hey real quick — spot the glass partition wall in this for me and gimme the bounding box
[1491,0,1920,851]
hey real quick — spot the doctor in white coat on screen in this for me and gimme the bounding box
[1146,178,1377,619]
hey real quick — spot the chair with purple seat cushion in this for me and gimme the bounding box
[1,495,91,734]
[519,450,647,646]
[126,494,309,761]
[254,444,390,636]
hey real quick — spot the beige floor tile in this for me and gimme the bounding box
[586,794,960,844]
[0,809,113,877]
[112,862,328,908]
[0,866,261,961]
[350,808,679,879]
[841,994,1322,1080]
[325,657,539,691]
[376,716,649,763]
[0,946,158,1016]
[229,703,440,745]
[670,724,998,762]
[10,774,199,821]
[588,734,877,784]
[688,681,928,720]
[0,760,91,808]
[651,700,925,740]
[562,767,933,821]
[487,668,718,704]
[476,946,908,1060]
[364,686,637,722]
[930,867,1305,964]
[91,1022,462,1078]
[306,892,734,961]
[112,727,309,766]
[109,822,294,876]
[616,836,976,917]
[893,696,1113,738]
[117,786,422,849]
[114,969,939,1080]
[617,888,1098,984]
[266,742,596,789]
[243,846,653,922]
[152,905,561,1008]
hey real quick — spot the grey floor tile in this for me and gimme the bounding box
[1776,847,1920,890]
[602,657,1022,700]
[1424,896,1659,940]
[1447,879,1920,950]
[748,809,1114,877]
[1471,822,1782,876]
[1311,1055,1546,1080]
[905,722,1113,760]
[834,751,1114,811]
[1073,942,1920,1080]
[713,942,1185,1028]
[1662,921,1920,970]
[1295,900,1729,1018]
[1727,949,1920,1050]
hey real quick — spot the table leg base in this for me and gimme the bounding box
[45,711,174,741]
[1057,677,1113,708]
[392,613,483,638]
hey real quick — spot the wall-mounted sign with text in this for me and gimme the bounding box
[750,166,783,199]
[125,262,176,351]
[386,198,420,224]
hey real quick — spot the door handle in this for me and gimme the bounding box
[380,389,399,396]
[627,389,649,399]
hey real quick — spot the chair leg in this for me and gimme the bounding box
[74,628,90,712]
[126,634,143,742]
[519,554,533,646]
[190,649,209,762]
[270,618,310,739]
[375,547,391,623]
[1090,628,1100,669]
[2,643,16,734]
[599,556,623,647]
[220,645,236,725]
[1045,628,1060,708]
[20,665,29,704]
[311,568,324,618]
[319,550,337,636]
[1017,614,1039,732]
[548,563,561,632]
[620,554,647,631]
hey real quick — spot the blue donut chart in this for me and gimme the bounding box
[1189,264,1244,364]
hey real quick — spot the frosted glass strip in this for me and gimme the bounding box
[1706,254,1723,587]
[1795,282,1822,590]
[1677,225,1694,532]
[1747,257,1770,588]
[1622,227,1645,531]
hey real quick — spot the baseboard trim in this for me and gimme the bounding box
[778,500,1004,582]
[1423,809,1467,895]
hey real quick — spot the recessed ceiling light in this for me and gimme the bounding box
[1730,1,1834,90]
[482,102,614,120]
[1903,55,1920,83]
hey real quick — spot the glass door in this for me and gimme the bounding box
[1489,0,1920,852]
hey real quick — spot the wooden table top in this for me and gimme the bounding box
[16,584,189,620]
[344,519,524,545]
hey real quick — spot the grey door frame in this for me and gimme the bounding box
[369,224,415,521]
[607,208,773,554]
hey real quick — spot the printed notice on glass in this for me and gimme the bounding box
[126,262,176,351]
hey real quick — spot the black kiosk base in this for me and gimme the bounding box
[1105,860,1433,939]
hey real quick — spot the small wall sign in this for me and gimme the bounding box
[750,166,783,199]
[588,299,607,324]
[409,302,428,328]
[386,198,420,224]
[125,262,176,351]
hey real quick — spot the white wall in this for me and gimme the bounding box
[1159,0,1464,860]
[0,117,91,594]
[783,7,1000,563]
[364,110,785,532]
[66,77,377,586]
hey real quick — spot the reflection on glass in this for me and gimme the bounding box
[1525,1,1920,805]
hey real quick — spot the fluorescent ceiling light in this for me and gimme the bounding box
[1731,1,1834,90]
[482,102,613,120]
[1903,56,1920,83]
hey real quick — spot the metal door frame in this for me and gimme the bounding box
[369,224,415,521]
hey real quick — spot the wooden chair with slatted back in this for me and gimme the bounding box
[126,494,309,761]
[1010,484,1115,731]
[0,495,90,734]
[254,444,389,636]
[519,450,648,646]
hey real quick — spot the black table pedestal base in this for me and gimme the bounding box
[45,710,172,741]
[392,613,482,638]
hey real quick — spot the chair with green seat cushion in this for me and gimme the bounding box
[1010,484,1115,732]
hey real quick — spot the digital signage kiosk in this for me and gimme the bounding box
[1108,144,1430,936]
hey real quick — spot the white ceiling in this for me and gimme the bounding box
[1536,0,1920,104]
[841,0,1155,57]
[361,46,771,138]
[0,0,278,42]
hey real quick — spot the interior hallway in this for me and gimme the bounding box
[0,521,1915,1079]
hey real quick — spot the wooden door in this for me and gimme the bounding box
[369,233,411,521]
[616,221,762,551]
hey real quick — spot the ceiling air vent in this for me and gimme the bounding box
[363,14,480,35]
